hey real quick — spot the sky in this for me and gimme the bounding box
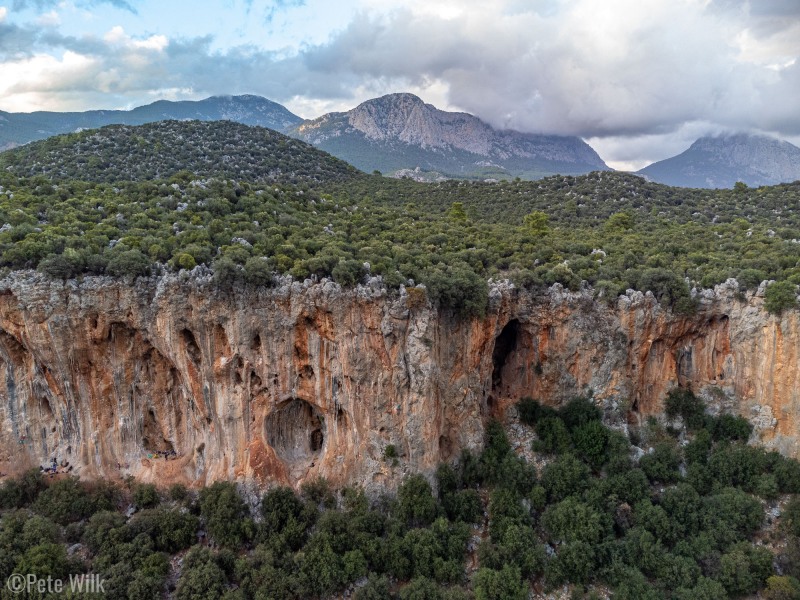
[1,0,800,170]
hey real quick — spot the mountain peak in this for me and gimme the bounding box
[639,132,800,188]
[291,93,608,179]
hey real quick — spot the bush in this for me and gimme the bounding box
[719,542,773,596]
[354,574,392,600]
[664,388,706,430]
[421,262,488,318]
[397,475,439,528]
[572,420,611,469]
[765,281,797,315]
[785,497,800,537]
[709,413,753,441]
[517,397,553,426]
[558,396,602,431]
[542,497,609,545]
[541,454,589,503]
[640,442,682,484]
[133,483,159,509]
[533,417,571,454]
[199,482,253,547]
[259,486,313,551]
[0,469,46,508]
[243,256,274,286]
[33,478,104,525]
[764,575,800,600]
[106,248,150,278]
[473,565,527,600]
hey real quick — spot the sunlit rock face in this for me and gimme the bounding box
[0,273,797,491]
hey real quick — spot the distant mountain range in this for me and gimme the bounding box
[289,93,610,180]
[0,93,609,181]
[0,95,303,151]
[638,133,800,188]
[4,94,800,186]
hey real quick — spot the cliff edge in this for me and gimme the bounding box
[0,273,796,491]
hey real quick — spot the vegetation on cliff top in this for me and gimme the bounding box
[1,391,800,599]
[0,121,799,317]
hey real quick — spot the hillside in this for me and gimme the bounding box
[290,93,609,180]
[0,120,361,184]
[638,133,800,188]
[0,94,303,151]
[1,130,800,599]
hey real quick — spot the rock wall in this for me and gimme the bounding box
[0,273,797,491]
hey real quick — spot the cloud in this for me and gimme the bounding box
[1,0,799,167]
[264,0,305,23]
[0,7,7,22]
[11,0,137,13]
[296,0,800,143]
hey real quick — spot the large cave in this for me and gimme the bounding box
[492,319,521,394]
[265,399,326,467]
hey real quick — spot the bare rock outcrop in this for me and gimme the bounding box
[0,273,797,491]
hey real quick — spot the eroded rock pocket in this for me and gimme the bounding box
[265,399,326,465]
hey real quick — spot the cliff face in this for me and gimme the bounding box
[0,273,797,491]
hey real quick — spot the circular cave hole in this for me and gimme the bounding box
[265,398,326,464]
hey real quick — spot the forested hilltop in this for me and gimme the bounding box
[0,119,799,317]
[0,120,359,185]
[2,393,800,599]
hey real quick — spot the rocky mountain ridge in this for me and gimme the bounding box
[290,93,609,179]
[0,272,796,492]
[638,133,800,188]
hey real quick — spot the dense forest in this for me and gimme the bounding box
[2,392,800,599]
[0,151,799,317]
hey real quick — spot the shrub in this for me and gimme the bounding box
[709,413,753,441]
[719,542,773,597]
[33,478,99,525]
[664,388,706,430]
[764,575,800,600]
[785,497,800,537]
[0,469,45,508]
[199,482,253,547]
[106,248,150,278]
[541,454,590,503]
[133,483,159,509]
[397,475,439,528]
[765,281,797,315]
[640,442,682,484]
[542,497,609,545]
[473,565,527,600]
[572,420,611,469]
[533,416,571,454]
[517,397,553,426]
[558,396,602,431]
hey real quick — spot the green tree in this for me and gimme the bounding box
[199,482,253,547]
[473,565,527,600]
[397,474,439,528]
[765,281,797,315]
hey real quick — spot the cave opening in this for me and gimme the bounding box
[310,428,324,452]
[265,398,326,465]
[492,319,521,392]
[180,329,201,366]
[141,408,175,453]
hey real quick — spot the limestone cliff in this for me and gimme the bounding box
[0,273,797,491]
